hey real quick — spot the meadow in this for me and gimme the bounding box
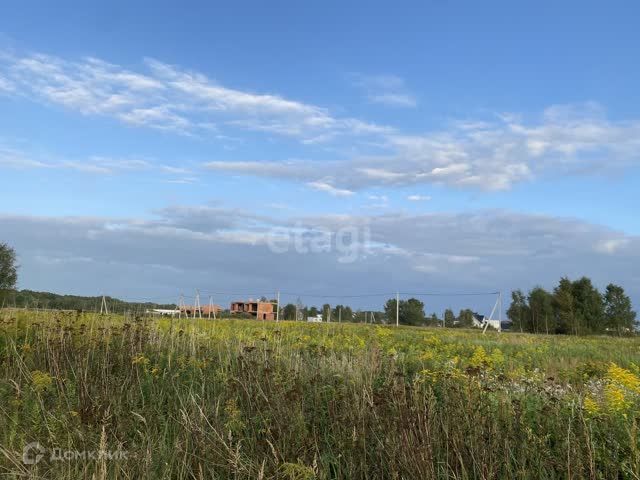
[1,310,639,479]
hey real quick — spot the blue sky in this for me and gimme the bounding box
[1,1,639,313]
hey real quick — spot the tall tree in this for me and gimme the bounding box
[384,298,425,326]
[282,303,297,320]
[444,308,455,328]
[0,243,18,303]
[528,287,554,334]
[553,277,577,335]
[384,299,398,324]
[403,298,426,326]
[322,303,331,322]
[457,309,474,328]
[604,284,636,335]
[332,305,354,322]
[507,289,529,333]
[571,277,604,334]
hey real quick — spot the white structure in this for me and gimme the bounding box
[147,308,180,317]
[473,313,499,329]
[482,292,503,333]
[307,314,323,323]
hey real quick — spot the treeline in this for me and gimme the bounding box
[0,289,176,312]
[507,277,636,335]
[279,298,484,328]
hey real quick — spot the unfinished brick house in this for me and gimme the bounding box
[230,300,275,320]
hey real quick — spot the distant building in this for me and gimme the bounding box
[472,312,501,331]
[147,308,180,317]
[307,314,323,323]
[472,313,486,328]
[230,300,275,320]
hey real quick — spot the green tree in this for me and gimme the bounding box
[384,299,398,324]
[528,287,554,334]
[322,303,331,322]
[384,298,425,326]
[340,306,354,322]
[571,277,604,334]
[457,309,474,328]
[444,308,455,328]
[330,305,354,322]
[426,312,440,327]
[604,284,636,335]
[0,243,18,293]
[282,303,297,320]
[403,298,425,326]
[507,289,529,333]
[553,277,576,335]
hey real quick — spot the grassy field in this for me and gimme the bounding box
[1,310,639,479]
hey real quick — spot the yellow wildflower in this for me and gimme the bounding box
[132,354,150,366]
[607,363,640,394]
[604,384,629,413]
[583,396,600,416]
[490,348,505,366]
[420,350,435,361]
[469,346,490,368]
[31,370,53,393]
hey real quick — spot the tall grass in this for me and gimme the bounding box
[1,310,639,479]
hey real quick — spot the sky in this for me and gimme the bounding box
[1,1,639,314]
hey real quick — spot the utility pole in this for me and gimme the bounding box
[100,295,109,315]
[499,291,502,332]
[208,295,215,320]
[338,306,342,323]
[178,294,185,319]
[276,291,280,322]
[194,290,202,319]
[396,292,400,327]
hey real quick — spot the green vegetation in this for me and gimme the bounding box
[0,243,17,293]
[1,311,639,479]
[508,276,636,335]
[0,289,176,312]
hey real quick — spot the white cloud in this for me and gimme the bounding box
[0,144,184,177]
[368,93,417,108]
[595,238,630,254]
[0,49,394,141]
[407,194,431,201]
[350,73,417,108]
[3,48,640,193]
[368,194,389,202]
[306,181,355,197]
[203,102,640,191]
[0,74,14,92]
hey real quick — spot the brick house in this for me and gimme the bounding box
[230,300,275,320]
